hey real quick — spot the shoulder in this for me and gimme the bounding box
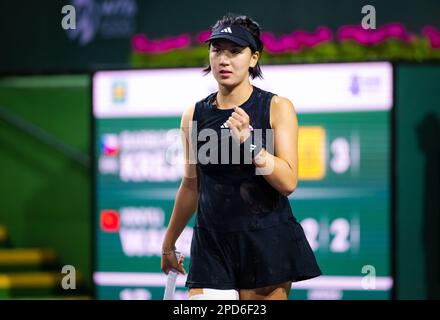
[181,90,215,123]
[181,104,196,128]
[269,95,297,128]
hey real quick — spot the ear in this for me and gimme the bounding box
[249,51,260,68]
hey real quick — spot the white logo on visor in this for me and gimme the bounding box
[220,27,232,33]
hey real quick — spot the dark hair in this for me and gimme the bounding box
[203,13,264,80]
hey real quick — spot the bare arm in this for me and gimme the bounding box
[162,104,198,252]
[253,96,298,196]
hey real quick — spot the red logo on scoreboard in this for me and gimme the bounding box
[100,210,120,232]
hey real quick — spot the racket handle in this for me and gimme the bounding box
[163,252,182,300]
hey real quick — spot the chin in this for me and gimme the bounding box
[216,77,237,87]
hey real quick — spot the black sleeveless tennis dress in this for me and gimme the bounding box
[185,85,322,290]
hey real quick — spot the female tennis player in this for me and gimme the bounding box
[161,13,321,300]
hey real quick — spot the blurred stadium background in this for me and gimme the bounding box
[0,0,439,300]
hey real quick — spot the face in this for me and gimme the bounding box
[209,39,259,86]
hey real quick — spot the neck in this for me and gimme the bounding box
[216,80,253,109]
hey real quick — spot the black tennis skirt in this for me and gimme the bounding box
[185,216,322,290]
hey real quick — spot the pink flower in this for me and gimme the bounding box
[338,23,412,45]
[423,26,440,49]
[131,33,191,54]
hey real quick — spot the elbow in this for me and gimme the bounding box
[181,176,198,192]
[281,180,297,197]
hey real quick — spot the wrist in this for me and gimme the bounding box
[162,249,177,255]
[240,128,251,144]
[253,147,267,166]
[249,130,264,160]
[162,243,176,251]
[240,128,265,163]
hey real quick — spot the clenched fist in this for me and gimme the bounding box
[225,106,252,144]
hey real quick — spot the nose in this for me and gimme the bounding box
[218,52,230,66]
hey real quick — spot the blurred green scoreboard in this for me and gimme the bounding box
[92,62,393,300]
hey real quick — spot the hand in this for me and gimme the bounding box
[226,107,252,145]
[161,251,186,275]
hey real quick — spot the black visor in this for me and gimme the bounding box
[205,25,258,51]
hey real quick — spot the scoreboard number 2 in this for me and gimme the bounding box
[301,217,355,253]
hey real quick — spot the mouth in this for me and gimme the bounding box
[219,70,232,78]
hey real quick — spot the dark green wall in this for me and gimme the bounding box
[1,0,439,72]
[0,75,91,288]
[396,64,440,299]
